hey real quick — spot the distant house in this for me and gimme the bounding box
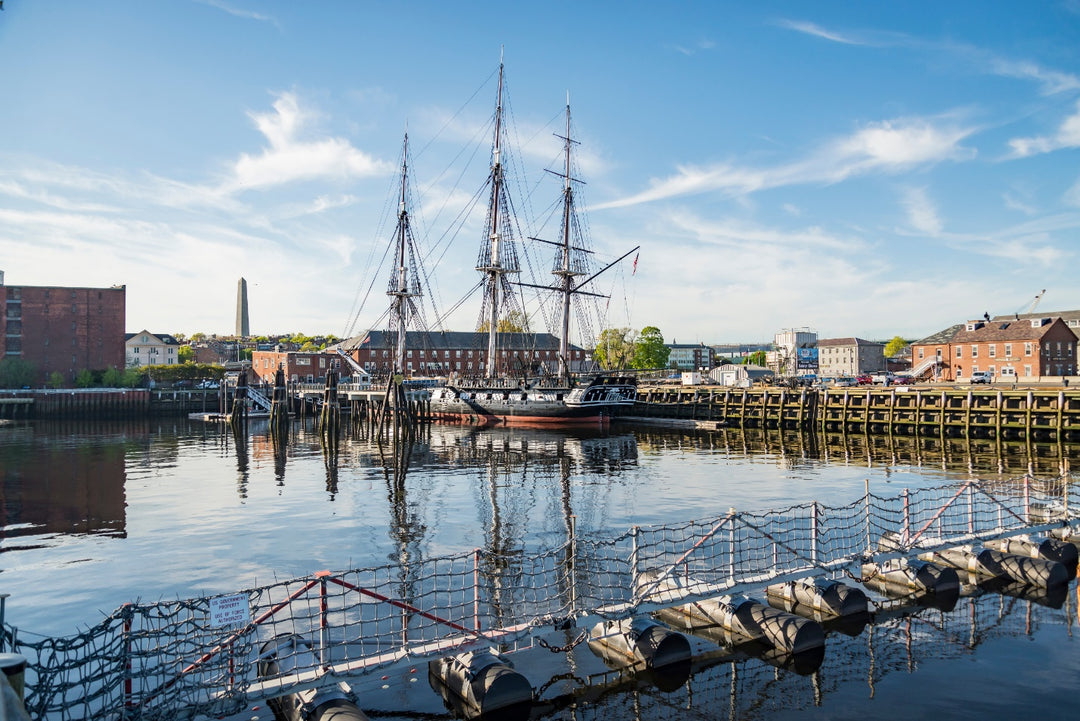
[666,342,715,370]
[817,337,885,377]
[709,363,774,387]
[125,331,181,367]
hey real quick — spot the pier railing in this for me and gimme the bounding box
[4,474,1078,720]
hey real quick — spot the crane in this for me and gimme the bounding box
[1017,289,1046,317]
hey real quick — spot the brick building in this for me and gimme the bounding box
[1,271,126,386]
[911,317,1077,381]
[251,330,589,383]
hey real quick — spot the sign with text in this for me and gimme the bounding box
[208,594,251,628]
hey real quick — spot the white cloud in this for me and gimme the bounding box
[777,20,866,46]
[597,115,976,209]
[195,0,280,28]
[989,58,1080,96]
[227,92,393,191]
[1008,100,1080,157]
[1065,178,1080,207]
[902,187,943,235]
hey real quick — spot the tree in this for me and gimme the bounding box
[884,336,909,358]
[47,372,65,389]
[632,326,670,370]
[101,367,125,387]
[0,358,37,388]
[593,327,636,370]
[477,310,526,334]
[190,332,207,343]
[743,350,767,367]
[75,369,95,388]
[178,346,195,363]
[172,332,188,343]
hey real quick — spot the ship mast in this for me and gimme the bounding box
[476,57,521,379]
[555,98,580,383]
[388,133,418,374]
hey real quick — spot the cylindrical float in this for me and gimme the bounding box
[257,634,368,721]
[588,617,692,669]
[0,654,26,703]
[862,557,959,595]
[983,535,1078,569]
[656,593,823,654]
[923,545,1068,588]
[765,577,868,619]
[427,650,532,720]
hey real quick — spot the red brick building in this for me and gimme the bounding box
[1,272,126,386]
[911,317,1077,382]
[251,330,590,383]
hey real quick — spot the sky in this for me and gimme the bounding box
[2,1,1080,347]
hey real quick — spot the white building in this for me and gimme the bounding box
[125,330,181,367]
[773,327,818,376]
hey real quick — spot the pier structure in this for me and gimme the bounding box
[632,385,1080,439]
[5,473,1078,720]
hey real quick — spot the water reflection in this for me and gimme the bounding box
[634,424,1080,478]
[0,422,136,547]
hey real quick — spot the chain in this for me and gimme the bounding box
[536,628,589,654]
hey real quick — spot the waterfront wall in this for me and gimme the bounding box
[632,385,1080,440]
[0,388,225,419]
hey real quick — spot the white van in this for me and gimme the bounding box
[970,371,993,384]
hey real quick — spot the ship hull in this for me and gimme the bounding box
[429,378,635,427]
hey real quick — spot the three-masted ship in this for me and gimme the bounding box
[429,61,637,425]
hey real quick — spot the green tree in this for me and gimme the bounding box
[190,332,207,343]
[101,367,125,387]
[593,327,636,370]
[47,371,65,389]
[178,345,195,363]
[172,332,188,343]
[743,350,768,367]
[75,369,95,388]
[299,341,319,352]
[632,326,670,370]
[884,336,909,358]
[0,358,37,388]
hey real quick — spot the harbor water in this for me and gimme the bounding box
[1,417,1078,720]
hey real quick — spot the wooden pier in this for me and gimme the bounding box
[631,385,1080,440]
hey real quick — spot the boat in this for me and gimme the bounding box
[428,61,638,425]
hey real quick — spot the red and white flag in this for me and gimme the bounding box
[632,253,639,275]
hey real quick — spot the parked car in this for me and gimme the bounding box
[891,375,916,385]
[834,377,859,387]
[197,380,220,389]
[856,374,873,385]
[871,372,896,385]
[970,371,993,384]
[174,379,193,389]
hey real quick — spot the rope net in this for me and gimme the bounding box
[5,473,1076,720]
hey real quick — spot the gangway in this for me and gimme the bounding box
[246,386,273,412]
[335,347,372,389]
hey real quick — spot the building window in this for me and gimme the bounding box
[918,348,924,359]
[1024,365,1032,377]
[1025,343,1033,356]
[972,346,979,358]
[955,346,963,358]
[1004,344,1012,358]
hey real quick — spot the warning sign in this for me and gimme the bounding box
[208,594,251,628]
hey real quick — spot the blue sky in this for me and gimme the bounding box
[1,1,1079,346]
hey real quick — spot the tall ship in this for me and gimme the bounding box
[428,61,637,425]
